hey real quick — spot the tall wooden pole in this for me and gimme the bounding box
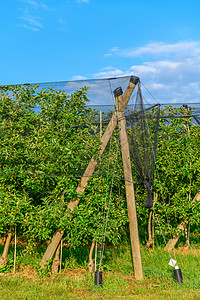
[100,110,102,140]
[114,86,143,281]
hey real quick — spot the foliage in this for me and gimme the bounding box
[127,105,200,244]
[152,106,200,240]
[35,259,52,278]
[0,258,14,273]
[0,84,100,242]
[0,83,199,250]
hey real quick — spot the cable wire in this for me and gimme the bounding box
[98,139,120,271]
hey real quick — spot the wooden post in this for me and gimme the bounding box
[40,76,139,268]
[13,226,17,274]
[0,227,12,267]
[100,110,102,140]
[114,86,143,281]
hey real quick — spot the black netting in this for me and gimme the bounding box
[194,115,200,125]
[0,77,132,177]
[0,76,199,185]
[125,83,200,208]
[126,83,160,208]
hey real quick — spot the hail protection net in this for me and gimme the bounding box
[194,115,200,125]
[126,83,161,208]
[0,76,137,187]
[0,75,200,191]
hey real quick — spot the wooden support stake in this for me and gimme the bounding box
[60,239,63,273]
[114,86,143,281]
[95,241,97,271]
[100,110,102,140]
[0,227,12,267]
[13,226,17,274]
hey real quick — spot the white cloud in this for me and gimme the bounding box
[76,0,89,3]
[130,57,200,102]
[104,53,113,57]
[110,47,119,52]
[100,41,200,103]
[25,0,39,7]
[19,0,51,31]
[72,75,87,80]
[40,3,50,10]
[21,0,50,10]
[94,67,124,78]
[104,46,119,57]
[21,16,43,29]
[150,82,167,90]
[58,18,67,25]
[130,64,157,74]
[115,41,200,58]
[22,24,40,31]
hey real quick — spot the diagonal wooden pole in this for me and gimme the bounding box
[40,76,139,268]
[114,86,143,281]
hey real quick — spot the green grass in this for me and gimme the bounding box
[0,244,199,299]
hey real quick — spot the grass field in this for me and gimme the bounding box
[0,244,199,299]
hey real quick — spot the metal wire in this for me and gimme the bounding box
[98,139,120,271]
[140,81,160,105]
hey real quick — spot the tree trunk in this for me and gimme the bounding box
[165,191,200,251]
[145,194,157,248]
[39,77,139,268]
[0,227,12,267]
[165,220,188,251]
[40,229,64,268]
[88,242,95,272]
[145,210,153,248]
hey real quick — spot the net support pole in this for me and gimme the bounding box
[114,85,143,281]
[40,76,139,268]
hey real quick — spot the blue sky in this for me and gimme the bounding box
[1,0,200,103]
